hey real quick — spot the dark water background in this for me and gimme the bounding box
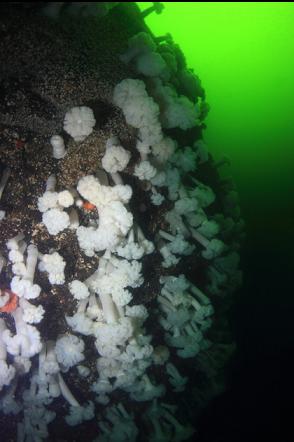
[138,2,294,439]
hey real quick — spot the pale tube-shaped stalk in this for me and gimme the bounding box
[87,294,103,320]
[88,293,98,310]
[48,374,61,398]
[18,241,27,255]
[12,308,27,336]
[186,294,202,312]
[24,244,38,282]
[45,174,56,192]
[0,254,5,274]
[7,233,25,250]
[158,295,176,312]
[96,169,109,186]
[158,230,174,242]
[57,373,79,407]
[69,208,79,230]
[38,343,46,378]
[110,172,123,185]
[99,292,118,324]
[190,285,210,306]
[141,2,164,18]
[0,318,8,360]
[190,228,209,248]
[45,340,57,365]
[77,298,88,314]
[0,291,9,309]
[51,135,66,159]
[0,167,11,200]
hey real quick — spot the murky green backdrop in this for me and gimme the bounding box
[137,5,294,433]
[138,2,294,248]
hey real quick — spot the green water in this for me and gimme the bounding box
[138,2,294,245]
[137,5,294,431]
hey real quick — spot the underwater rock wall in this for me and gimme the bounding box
[0,3,244,441]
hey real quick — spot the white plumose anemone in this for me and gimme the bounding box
[63,106,96,142]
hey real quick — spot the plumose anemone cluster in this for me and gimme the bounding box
[0,3,244,441]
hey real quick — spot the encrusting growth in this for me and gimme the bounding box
[0,3,244,441]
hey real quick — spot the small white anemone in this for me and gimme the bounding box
[55,334,85,370]
[63,106,96,142]
[134,161,157,181]
[50,135,66,159]
[102,142,130,174]
[42,208,70,236]
[57,190,74,208]
[68,280,90,300]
